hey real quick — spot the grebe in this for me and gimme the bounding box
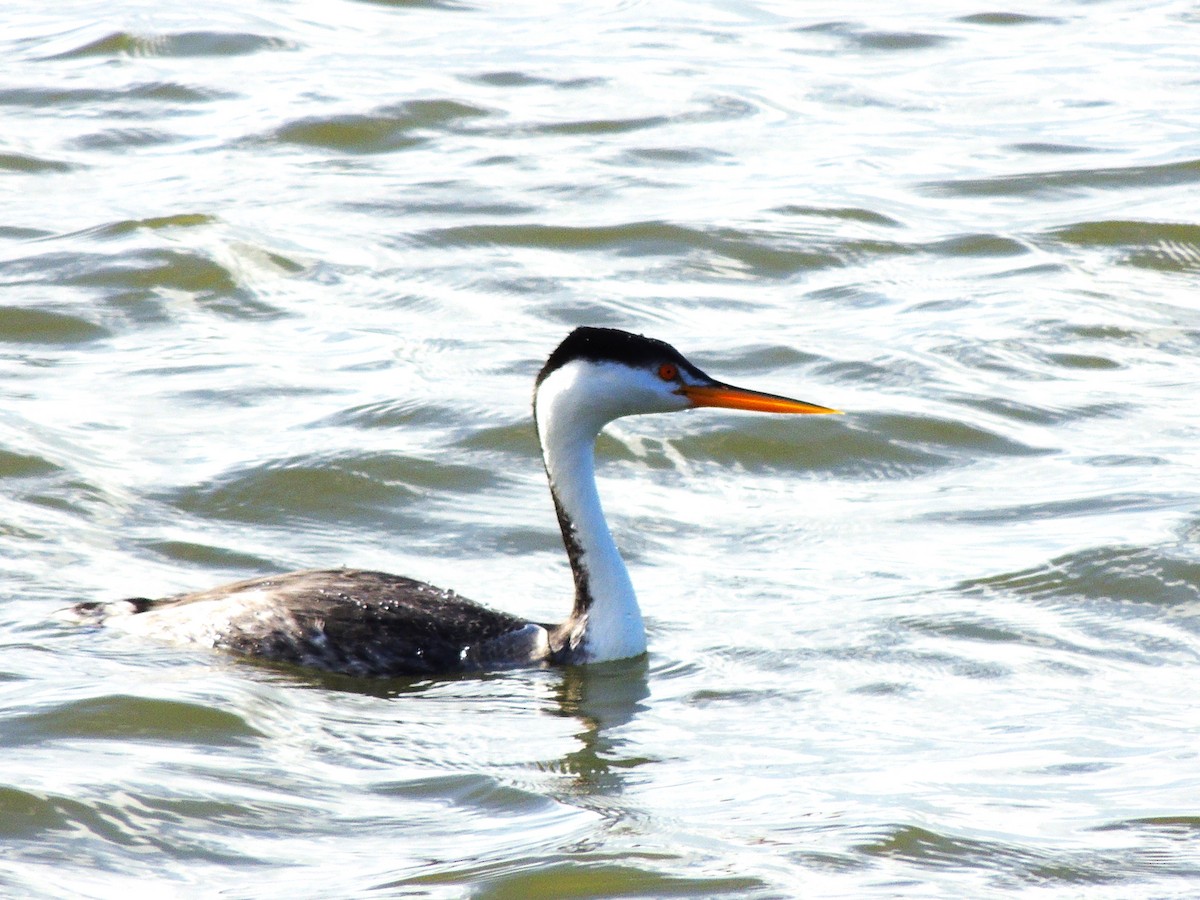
[68,327,839,676]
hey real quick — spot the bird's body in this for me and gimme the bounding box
[67,328,837,677]
[71,569,552,676]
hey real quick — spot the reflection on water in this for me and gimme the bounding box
[549,659,651,790]
[2,0,1200,896]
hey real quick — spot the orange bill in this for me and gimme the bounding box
[680,383,842,415]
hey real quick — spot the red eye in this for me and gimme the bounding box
[657,363,678,381]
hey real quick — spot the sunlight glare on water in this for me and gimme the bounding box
[2,0,1200,897]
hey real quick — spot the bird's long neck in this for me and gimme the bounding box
[535,370,647,664]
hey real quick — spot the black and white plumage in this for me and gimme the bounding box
[67,327,838,677]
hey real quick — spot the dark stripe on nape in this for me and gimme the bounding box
[536,326,701,385]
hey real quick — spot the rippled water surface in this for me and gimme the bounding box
[3,0,1200,896]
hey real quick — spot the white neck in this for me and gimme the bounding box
[534,362,647,663]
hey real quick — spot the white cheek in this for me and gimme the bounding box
[536,360,691,436]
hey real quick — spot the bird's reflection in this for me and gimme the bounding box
[249,651,653,795]
[547,655,651,792]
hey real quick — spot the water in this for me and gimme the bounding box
[3,0,1199,895]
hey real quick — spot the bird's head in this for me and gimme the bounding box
[535,328,835,429]
[534,327,839,437]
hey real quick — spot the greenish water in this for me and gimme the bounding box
[3,1,1200,896]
